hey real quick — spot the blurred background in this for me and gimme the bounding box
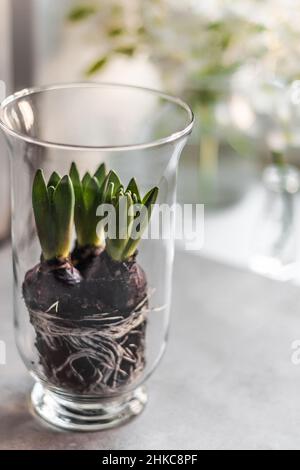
[2,0,300,281]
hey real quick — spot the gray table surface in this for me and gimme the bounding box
[1,246,300,450]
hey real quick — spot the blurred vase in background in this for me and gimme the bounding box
[250,154,300,281]
[248,80,300,280]
[178,77,259,207]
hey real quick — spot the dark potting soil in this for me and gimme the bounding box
[23,258,82,314]
[22,254,148,394]
[71,243,103,276]
[86,250,148,315]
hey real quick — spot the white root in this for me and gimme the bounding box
[29,295,155,394]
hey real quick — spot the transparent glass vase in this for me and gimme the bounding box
[0,83,193,431]
[250,161,300,281]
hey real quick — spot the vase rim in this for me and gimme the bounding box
[0,81,194,151]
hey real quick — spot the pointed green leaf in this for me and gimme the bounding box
[32,170,48,215]
[32,170,56,260]
[104,170,122,197]
[105,182,115,205]
[82,172,92,191]
[104,179,159,261]
[53,175,74,258]
[125,192,134,240]
[106,193,134,261]
[70,162,82,197]
[94,163,106,187]
[88,178,106,247]
[143,187,159,210]
[70,164,105,247]
[47,171,61,189]
[116,185,124,198]
[132,193,138,204]
[126,178,141,203]
[70,163,83,209]
[47,186,56,204]
[124,187,159,259]
[70,162,88,246]
[83,175,99,210]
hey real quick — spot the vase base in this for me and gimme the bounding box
[31,382,147,432]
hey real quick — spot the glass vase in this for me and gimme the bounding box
[178,79,259,208]
[0,83,193,431]
[250,160,300,281]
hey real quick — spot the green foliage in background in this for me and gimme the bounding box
[67,0,300,105]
